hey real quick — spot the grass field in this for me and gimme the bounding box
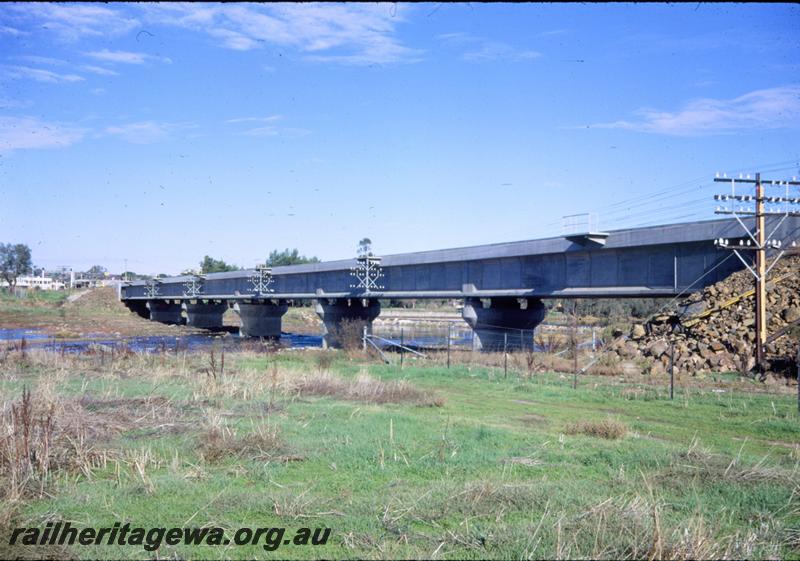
[0,290,69,324]
[1,345,798,560]
[0,288,174,336]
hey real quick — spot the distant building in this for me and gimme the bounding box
[71,278,95,289]
[0,273,66,291]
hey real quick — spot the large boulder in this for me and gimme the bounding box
[783,307,800,324]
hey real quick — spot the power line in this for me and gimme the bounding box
[593,159,798,214]
[583,158,799,224]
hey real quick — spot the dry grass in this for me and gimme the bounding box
[429,349,578,375]
[2,347,444,410]
[271,487,344,520]
[290,370,444,407]
[565,418,628,440]
[199,424,283,463]
[591,353,624,376]
[501,456,544,468]
[559,494,767,560]
[381,480,547,530]
[0,387,56,505]
[378,478,786,560]
[0,386,195,509]
[313,350,335,372]
[658,439,799,489]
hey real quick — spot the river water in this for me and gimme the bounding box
[0,328,322,354]
[0,324,597,355]
[0,327,476,355]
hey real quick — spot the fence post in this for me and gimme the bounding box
[669,340,675,400]
[503,332,508,379]
[572,303,578,390]
[446,323,451,369]
[796,344,799,414]
[362,325,367,351]
[400,328,405,370]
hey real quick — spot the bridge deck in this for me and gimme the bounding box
[121,217,800,302]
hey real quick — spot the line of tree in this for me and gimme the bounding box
[199,255,241,274]
[357,238,372,257]
[0,243,32,292]
[551,298,668,321]
[266,248,320,267]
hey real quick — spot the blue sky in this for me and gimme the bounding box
[1,3,798,275]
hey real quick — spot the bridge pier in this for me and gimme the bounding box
[147,300,185,325]
[124,300,150,319]
[314,298,380,349]
[462,297,545,351]
[235,301,288,338]
[183,301,228,329]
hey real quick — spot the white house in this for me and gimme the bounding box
[0,273,66,291]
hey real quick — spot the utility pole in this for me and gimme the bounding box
[572,301,579,390]
[713,172,800,370]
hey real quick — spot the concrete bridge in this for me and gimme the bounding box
[120,217,800,350]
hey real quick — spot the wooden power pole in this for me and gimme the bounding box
[755,173,767,366]
[713,172,800,370]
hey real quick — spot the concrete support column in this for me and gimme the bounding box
[235,301,288,338]
[314,298,380,349]
[462,297,545,351]
[124,300,150,319]
[147,300,185,325]
[183,301,228,329]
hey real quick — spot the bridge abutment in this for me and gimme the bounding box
[314,298,380,349]
[462,297,545,351]
[146,300,185,324]
[235,301,288,338]
[183,301,228,329]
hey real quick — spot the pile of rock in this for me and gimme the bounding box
[607,254,800,376]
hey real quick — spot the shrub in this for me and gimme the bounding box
[199,425,282,463]
[291,371,444,407]
[565,418,627,440]
[314,351,335,372]
[331,318,367,354]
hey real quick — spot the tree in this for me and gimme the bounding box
[200,255,239,274]
[357,237,373,257]
[0,243,32,293]
[86,265,107,279]
[266,248,320,267]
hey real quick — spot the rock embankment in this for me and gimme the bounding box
[607,254,800,376]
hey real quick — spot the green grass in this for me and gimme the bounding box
[0,289,68,304]
[0,290,68,319]
[1,350,798,560]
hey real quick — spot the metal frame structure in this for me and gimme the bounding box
[182,274,205,298]
[350,255,384,292]
[143,279,161,298]
[249,264,274,296]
